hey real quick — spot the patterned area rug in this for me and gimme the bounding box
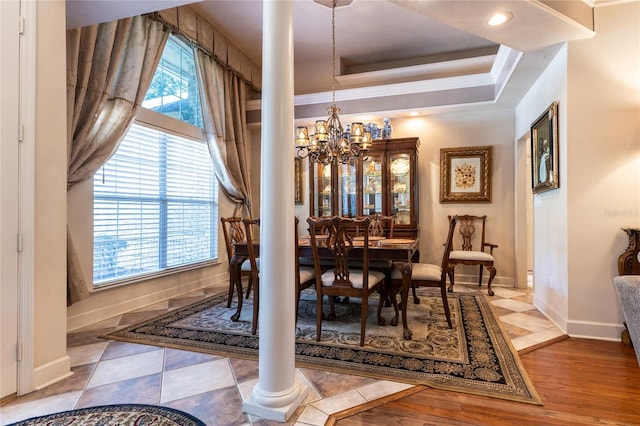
[103,290,542,405]
[6,404,205,425]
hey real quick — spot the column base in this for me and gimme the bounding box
[242,382,307,422]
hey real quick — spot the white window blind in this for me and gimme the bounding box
[93,123,217,284]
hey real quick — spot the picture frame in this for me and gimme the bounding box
[531,101,559,194]
[440,145,492,203]
[294,157,303,205]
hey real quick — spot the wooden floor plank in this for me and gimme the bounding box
[334,338,640,426]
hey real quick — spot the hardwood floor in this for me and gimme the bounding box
[332,338,640,425]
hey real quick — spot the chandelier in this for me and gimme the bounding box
[295,0,372,165]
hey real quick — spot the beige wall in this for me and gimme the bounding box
[515,2,640,339]
[33,0,70,388]
[290,110,517,286]
[566,2,640,337]
[516,45,570,331]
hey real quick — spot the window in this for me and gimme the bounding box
[93,35,217,286]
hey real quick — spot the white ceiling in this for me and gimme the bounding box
[66,0,597,122]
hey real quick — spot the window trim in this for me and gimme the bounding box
[91,258,221,292]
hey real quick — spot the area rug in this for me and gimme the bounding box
[6,403,205,425]
[103,289,542,405]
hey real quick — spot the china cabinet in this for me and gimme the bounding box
[309,137,419,238]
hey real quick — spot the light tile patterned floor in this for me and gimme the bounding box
[0,283,564,426]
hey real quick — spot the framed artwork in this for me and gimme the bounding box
[531,101,559,194]
[294,157,303,205]
[440,145,492,203]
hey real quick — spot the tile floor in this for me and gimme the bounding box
[0,282,564,426]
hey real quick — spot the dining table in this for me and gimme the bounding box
[229,236,420,340]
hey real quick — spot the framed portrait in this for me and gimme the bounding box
[531,101,559,194]
[440,145,492,203]
[294,157,303,204]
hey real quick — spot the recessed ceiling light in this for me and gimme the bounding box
[487,11,512,27]
[410,111,419,117]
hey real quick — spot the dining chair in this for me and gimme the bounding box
[447,215,498,296]
[370,213,395,238]
[389,216,457,329]
[353,213,395,239]
[295,217,316,324]
[307,216,388,346]
[220,216,255,308]
[242,217,261,335]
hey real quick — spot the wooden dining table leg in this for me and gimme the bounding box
[395,261,413,340]
[230,254,246,322]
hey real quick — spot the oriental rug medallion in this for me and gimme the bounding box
[103,289,542,405]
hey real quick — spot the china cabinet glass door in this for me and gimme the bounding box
[389,153,412,226]
[338,160,357,217]
[313,163,333,217]
[362,154,383,216]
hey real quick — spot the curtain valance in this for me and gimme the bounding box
[147,5,261,91]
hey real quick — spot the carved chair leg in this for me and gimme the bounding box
[478,265,484,287]
[327,295,337,321]
[316,294,324,342]
[412,283,421,304]
[376,288,388,326]
[251,279,259,335]
[486,265,496,296]
[360,296,368,346]
[447,265,456,293]
[440,284,452,329]
[226,275,235,308]
[245,274,253,299]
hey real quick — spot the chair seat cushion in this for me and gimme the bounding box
[241,258,259,271]
[299,266,315,283]
[391,263,441,281]
[449,250,494,262]
[320,269,386,289]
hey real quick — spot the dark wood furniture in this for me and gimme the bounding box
[230,231,418,340]
[309,137,419,238]
[618,228,640,275]
[390,217,457,329]
[307,216,388,347]
[221,217,254,307]
[242,217,261,335]
[617,228,640,347]
[295,217,316,325]
[447,215,498,296]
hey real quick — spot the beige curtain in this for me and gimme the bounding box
[195,49,253,217]
[66,15,168,305]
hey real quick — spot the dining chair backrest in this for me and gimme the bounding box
[307,216,371,288]
[220,217,246,263]
[441,216,458,272]
[242,217,261,278]
[370,214,395,238]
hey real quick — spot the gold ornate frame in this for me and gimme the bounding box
[531,101,559,194]
[294,157,303,204]
[440,145,492,203]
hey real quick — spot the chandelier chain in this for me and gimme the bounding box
[331,0,336,105]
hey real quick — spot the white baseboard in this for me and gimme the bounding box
[449,272,514,287]
[32,355,72,392]
[567,319,625,341]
